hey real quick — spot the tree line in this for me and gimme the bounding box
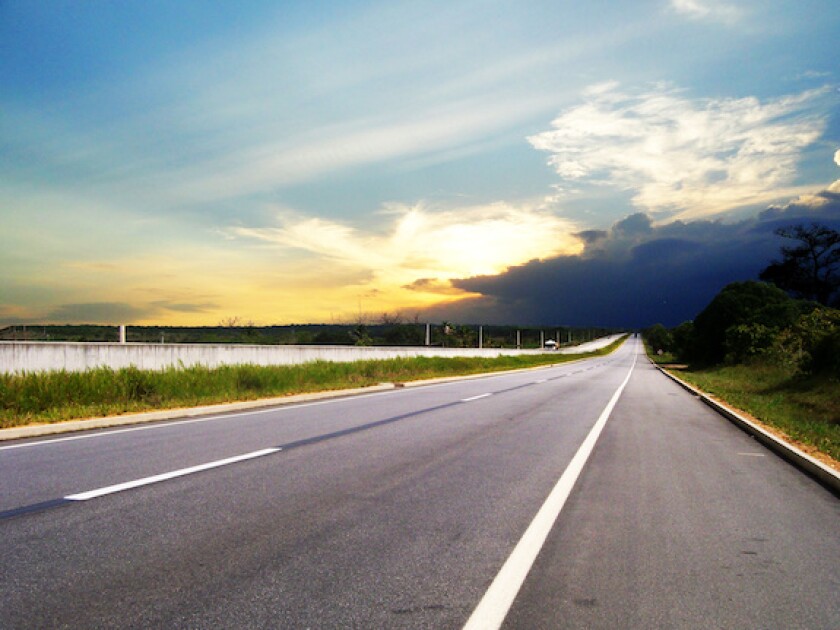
[644,223,840,376]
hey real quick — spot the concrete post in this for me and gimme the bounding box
[516,330,521,349]
[425,323,431,346]
[119,325,126,344]
[479,325,483,349]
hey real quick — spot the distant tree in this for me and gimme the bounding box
[219,316,255,328]
[451,325,477,348]
[642,324,672,354]
[670,321,696,361]
[349,322,372,346]
[760,223,840,306]
[379,311,403,325]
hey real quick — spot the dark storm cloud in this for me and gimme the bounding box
[423,186,840,328]
[403,278,464,295]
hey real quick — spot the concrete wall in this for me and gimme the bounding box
[0,335,623,375]
[0,342,543,375]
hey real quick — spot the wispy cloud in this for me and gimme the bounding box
[670,0,742,23]
[529,83,833,220]
[231,202,582,295]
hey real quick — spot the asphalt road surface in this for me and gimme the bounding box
[1,338,838,628]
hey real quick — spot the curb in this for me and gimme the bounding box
[654,362,840,496]
[0,384,397,442]
[0,357,591,443]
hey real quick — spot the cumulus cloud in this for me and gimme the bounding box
[529,83,832,220]
[422,179,840,328]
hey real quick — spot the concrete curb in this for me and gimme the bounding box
[654,362,840,496]
[0,384,397,442]
[0,357,588,442]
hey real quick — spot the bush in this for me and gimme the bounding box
[795,307,840,375]
[723,323,777,364]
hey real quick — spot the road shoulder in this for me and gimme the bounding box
[655,362,840,494]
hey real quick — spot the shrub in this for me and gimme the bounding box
[723,323,778,364]
[795,307,840,375]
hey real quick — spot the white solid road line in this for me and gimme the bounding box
[463,350,637,630]
[64,448,281,501]
[462,393,493,402]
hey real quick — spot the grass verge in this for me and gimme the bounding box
[659,361,840,466]
[0,337,626,429]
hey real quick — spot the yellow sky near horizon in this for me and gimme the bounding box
[8,202,582,326]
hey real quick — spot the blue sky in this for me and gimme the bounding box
[2,0,839,327]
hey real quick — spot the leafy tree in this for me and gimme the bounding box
[760,223,840,306]
[691,281,810,365]
[643,323,672,354]
[670,321,696,360]
[723,323,776,364]
[792,306,840,375]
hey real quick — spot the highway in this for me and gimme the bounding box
[1,338,838,628]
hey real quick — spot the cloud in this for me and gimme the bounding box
[1,3,590,211]
[529,83,833,220]
[760,153,840,219]
[670,0,741,23]
[421,180,840,328]
[46,302,156,324]
[150,301,219,314]
[231,202,582,292]
[403,278,464,295]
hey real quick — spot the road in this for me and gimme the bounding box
[1,338,838,628]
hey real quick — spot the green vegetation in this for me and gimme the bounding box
[0,336,626,429]
[671,364,839,462]
[643,276,839,464]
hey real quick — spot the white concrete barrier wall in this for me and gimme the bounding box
[0,342,537,375]
[0,336,623,375]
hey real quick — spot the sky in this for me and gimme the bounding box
[2,0,839,329]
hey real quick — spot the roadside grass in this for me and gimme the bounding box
[660,361,840,464]
[642,343,678,366]
[0,336,626,429]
